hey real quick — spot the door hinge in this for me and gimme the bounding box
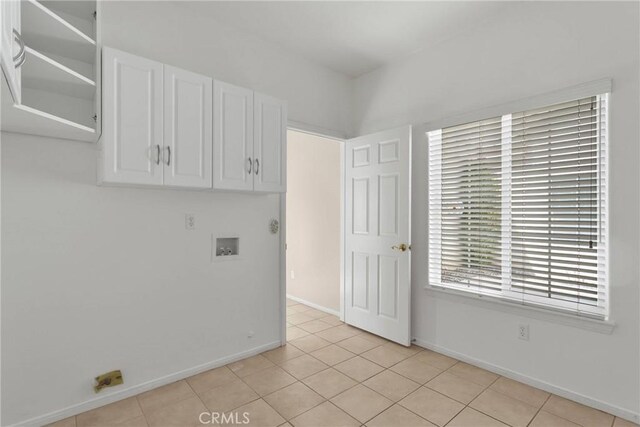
[93,11,97,20]
[92,114,97,122]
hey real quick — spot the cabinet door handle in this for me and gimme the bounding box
[247,157,253,174]
[13,29,25,67]
[155,144,161,165]
[165,146,171,166]
[15,50,26,68]
[254,159,259,175]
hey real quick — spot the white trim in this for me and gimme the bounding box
[412,337,639,424]
[418,78,612,134]
[599,93,611,317]
[425,286,615,334]
[339,139,346,321]
[287,120,348,141]
[12,341,281,427]
[280,194,287,346]
[286,294,340,317]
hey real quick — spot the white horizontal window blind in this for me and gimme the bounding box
[428,94,608,318]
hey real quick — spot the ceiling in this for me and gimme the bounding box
[181,1,513,77]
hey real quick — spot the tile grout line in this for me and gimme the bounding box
[457,375,517,427]
[264,381,328,423]
[198,362,264,418]
[525,393,552,427]
[423,370,489,407]
[229,357,283,412]
[183,374,213,424]
[134,394,151,426]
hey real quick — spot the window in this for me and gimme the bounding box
[428,94,608,319]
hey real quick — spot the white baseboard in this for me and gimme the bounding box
[412,338,640,424]
[13,341,281,427]
[286,294,340,317]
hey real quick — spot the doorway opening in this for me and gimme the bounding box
[285,129,343,332]
[282,125,412,346]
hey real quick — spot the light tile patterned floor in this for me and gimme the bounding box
[49,300,637,427]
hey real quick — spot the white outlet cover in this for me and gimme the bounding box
[518,325,530,341]
[185,214,195,230]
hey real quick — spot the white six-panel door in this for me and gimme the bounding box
[254,93,286,193]
[213,81,254,191]
[163,66,212,188]
[102,47,163,185]
[345,126,412,346]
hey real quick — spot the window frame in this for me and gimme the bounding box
[425,82,611,322]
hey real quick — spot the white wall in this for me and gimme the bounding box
[353,2,639,421]
[1,133,282,425]
[0,2,353,425]
[286,130,341,312]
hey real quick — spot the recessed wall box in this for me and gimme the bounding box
[213,235,240,261]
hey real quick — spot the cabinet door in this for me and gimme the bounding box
[1,0,21,103]
[213,81,254,191]
[163,66,212,188]
[102,47,163,185]
[253,93,287,193]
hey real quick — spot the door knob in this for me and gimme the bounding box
[392,243,409,252]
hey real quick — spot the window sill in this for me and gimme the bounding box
[424,285,616,334]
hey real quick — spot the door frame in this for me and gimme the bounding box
[280,120,347,346]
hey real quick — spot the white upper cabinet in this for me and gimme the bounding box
[164,65,212,188]
[100,48,213,189]
[254,93,287,193]
[101,47,164,186]
[213,82,287,193]
[99,47,286,193]
[1,0,22,103]
[213,80,254,191]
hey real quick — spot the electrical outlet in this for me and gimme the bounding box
[518,324,530,341]
[185,214,195,230]
[247,330,254,338]
[290,270,295,279]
